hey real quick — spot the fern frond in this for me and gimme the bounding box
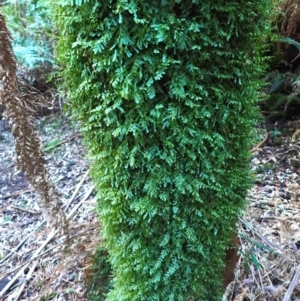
[282,37,300,51]
[0,13,16,77]
[266,72,295,94]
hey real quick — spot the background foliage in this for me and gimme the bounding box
[263,37,300,120]
[53,1,273,300]
[0,0,54,71]
[0,0,61,122]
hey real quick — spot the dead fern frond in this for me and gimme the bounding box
[0,13,69,249]
[0,13,16,76]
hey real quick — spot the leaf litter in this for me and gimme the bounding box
[0,114,99,301]
[224,120,300,301]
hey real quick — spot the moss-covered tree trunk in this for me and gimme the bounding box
[54,1,272,300]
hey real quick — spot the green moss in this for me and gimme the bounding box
[86,246,112,301]
[53,1,273,300]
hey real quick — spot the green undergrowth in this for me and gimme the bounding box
[0,0,54,71]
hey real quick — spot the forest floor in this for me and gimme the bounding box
[0,114,99,301]
[225,119,300,301]
[1,113,300,300]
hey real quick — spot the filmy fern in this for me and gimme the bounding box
[53,1,273,300]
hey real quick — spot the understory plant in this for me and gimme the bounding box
[0,0,61,123]
[0,0,54,71]
[263,37,300,120]
[53,1,272,300]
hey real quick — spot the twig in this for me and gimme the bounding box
[0,262,30,298]
[283,264,300,301]
[8,228,57,293]
[0,244,57,286]
[0,221,46,264]
[66,186,94,220]
[0,188,33,200]
[251,132,269,152]
[0,229,58,297]
[292,129,300,140]
[231,287,248,301]
[250,200,277,207]
[0,186,94,299]
[13,260,39,301]
[291,52,300,63]
[239,217,283,253]
[252,215,277,222]
[64,169,90,211]
[10,205,40,214]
